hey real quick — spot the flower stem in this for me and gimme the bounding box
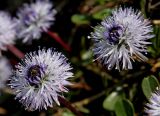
[7,45,24,59]
[47,31,71,52]
[58,96,83,116]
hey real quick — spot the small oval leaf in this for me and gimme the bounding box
[115,99,134,116]
[141,75,159,99]
[71,14,90,25]
[103,92,123,111]
[92,9,111,20]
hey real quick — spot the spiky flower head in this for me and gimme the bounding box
[88,7,154,70]
[0,57,12,89]
[9,48,73,111]
[0,11,16,52]
[16,0,57,43]
[145,89,160,115]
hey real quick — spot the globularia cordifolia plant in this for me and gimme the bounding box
[9,48,73,111]
[88,7,154,70]
[145,88,160,115]
[15,0,57,43]
[0,11,16,54]
[15,0,71,52]
[0,57,12,89]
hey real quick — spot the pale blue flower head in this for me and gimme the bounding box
[145,89,160,116]
[16,0,57,43]
[88,7,154,70]
[0,11,16,52]
[9,48,73,111]
[0,57,12,89]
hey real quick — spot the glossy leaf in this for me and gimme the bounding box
[141,75,159,99]
[115,99,134,116]
[92,9,111,20]
[71,14,90,25]
[103,91,124,111]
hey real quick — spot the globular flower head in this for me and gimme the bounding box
[145,89,160,116]
[0,57,12,89]
[89,7,154,70]
[0,11,16,52]
[9,48,73,111]
[16,0,57,43]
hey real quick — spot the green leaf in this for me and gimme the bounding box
[115,99,134,116]
[96,0,117,4]
[96,0,106,4]
[62,111,75,116]
[141,75,159,99]
[92,9,112,20]
[149,25,160,58]
[78,106,90,113]
[71,14,90,25]
[140,0,146,17]
[81,50,93,60]
[62,109,76,116]
[103,91,124,111]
